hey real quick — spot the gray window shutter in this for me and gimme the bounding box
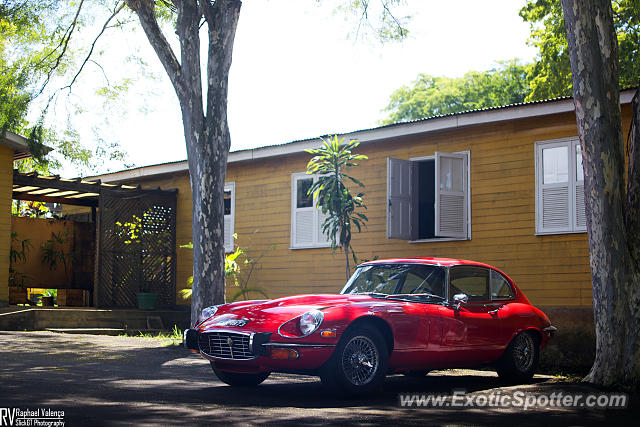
[386,157,412,239]
[435,152,468,238]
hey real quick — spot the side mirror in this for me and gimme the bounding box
[453,293,468,309]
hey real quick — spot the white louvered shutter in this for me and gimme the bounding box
[435,152,468,238]
[224,215,233,252]
[317,206,331,245]
[575,184,586,229]
[386,157,412,239]
[542,187,570,230]
[574,141,587,230]
[295,210,314,246]
[223,183,235,253]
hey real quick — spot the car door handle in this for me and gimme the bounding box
[487,306,502,315]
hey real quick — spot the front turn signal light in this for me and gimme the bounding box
[320,329,336,338]
[271,348,299,360]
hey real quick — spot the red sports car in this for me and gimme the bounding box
[184,258,556,395]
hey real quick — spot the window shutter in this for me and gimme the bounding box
[386,157,412,239]
[224,215,233,252]
[542,187,569,230]
[575,183,586,229]
[316,206,331,245]
[223,183,235,253]
[435,152,468,238]
[573,141,587,231]
[295,210,314,246]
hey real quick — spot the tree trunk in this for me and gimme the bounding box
[127,0,241,326]
[561,0,640,387]
[344,243,350,280]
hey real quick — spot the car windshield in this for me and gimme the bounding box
[340,264,446,302]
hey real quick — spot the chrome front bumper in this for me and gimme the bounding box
[183,329,334,355]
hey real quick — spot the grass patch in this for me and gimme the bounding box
[119,325,183,346]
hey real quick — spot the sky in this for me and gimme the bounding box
[43,0,538,176]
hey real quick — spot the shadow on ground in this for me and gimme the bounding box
[0,331,635,426]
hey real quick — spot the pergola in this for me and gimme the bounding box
[13,170,147,209]
[12,170,178,308]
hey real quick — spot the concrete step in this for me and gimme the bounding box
[0,307,190,332]
[46,328,126,336]
[45,328,173,336]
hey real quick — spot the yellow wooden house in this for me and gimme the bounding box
[85,89,635,332]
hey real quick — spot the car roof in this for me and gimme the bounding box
[359,257,495,268]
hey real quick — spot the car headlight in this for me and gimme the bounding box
[299,310,324,336]
[199,305,220,323]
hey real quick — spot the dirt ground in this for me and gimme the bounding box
[0,331,636,426]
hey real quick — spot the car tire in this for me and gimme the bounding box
[319,324,389,397]
[496,331,539,383]
[403,370,430,377]
[211,362,270,387]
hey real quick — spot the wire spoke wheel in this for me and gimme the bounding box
[341,335,379,386]
[511,333,535,372]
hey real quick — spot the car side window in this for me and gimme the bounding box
[398,265,445,297]
[490,270,514,300]
[449,266,490,302]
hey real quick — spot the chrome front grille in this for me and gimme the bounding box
[199,332,254,360]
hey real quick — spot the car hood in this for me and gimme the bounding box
[198,294,370,332]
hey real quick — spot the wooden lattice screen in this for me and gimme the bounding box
[96,189,177,307]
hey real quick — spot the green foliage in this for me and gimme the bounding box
[1,0,135,175]
[228,242,274,302]
[41,230,76,284]
[179,234,271,302]
[382,60,531,124]
[520,0,640,101]
[9,231,33,287]
[115,215,143,245]
[305,135,368,277]
[1,1,73,142]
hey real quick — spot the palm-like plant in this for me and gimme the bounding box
[306,135,368,279]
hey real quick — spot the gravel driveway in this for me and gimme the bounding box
[0,331,635,426]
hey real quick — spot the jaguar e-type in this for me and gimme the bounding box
[183,258,556,395]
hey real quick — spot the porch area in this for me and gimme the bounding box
[6,170,184,330]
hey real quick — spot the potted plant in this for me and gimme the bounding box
[42,289,57,307]
[9,232,32,305]
[137,280,158,310]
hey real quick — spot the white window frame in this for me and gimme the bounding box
[397,150,471,243]
[535,137,586,235]
[290,173,331,249]
[224,182,235,253]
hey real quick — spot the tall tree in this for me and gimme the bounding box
[124,0,408,325]
[125,0,240,326]
[382,60,531,124]
[306,136,368,279]
[561,0,640,388]
[522,0,640,101]
[1,0,134,174]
